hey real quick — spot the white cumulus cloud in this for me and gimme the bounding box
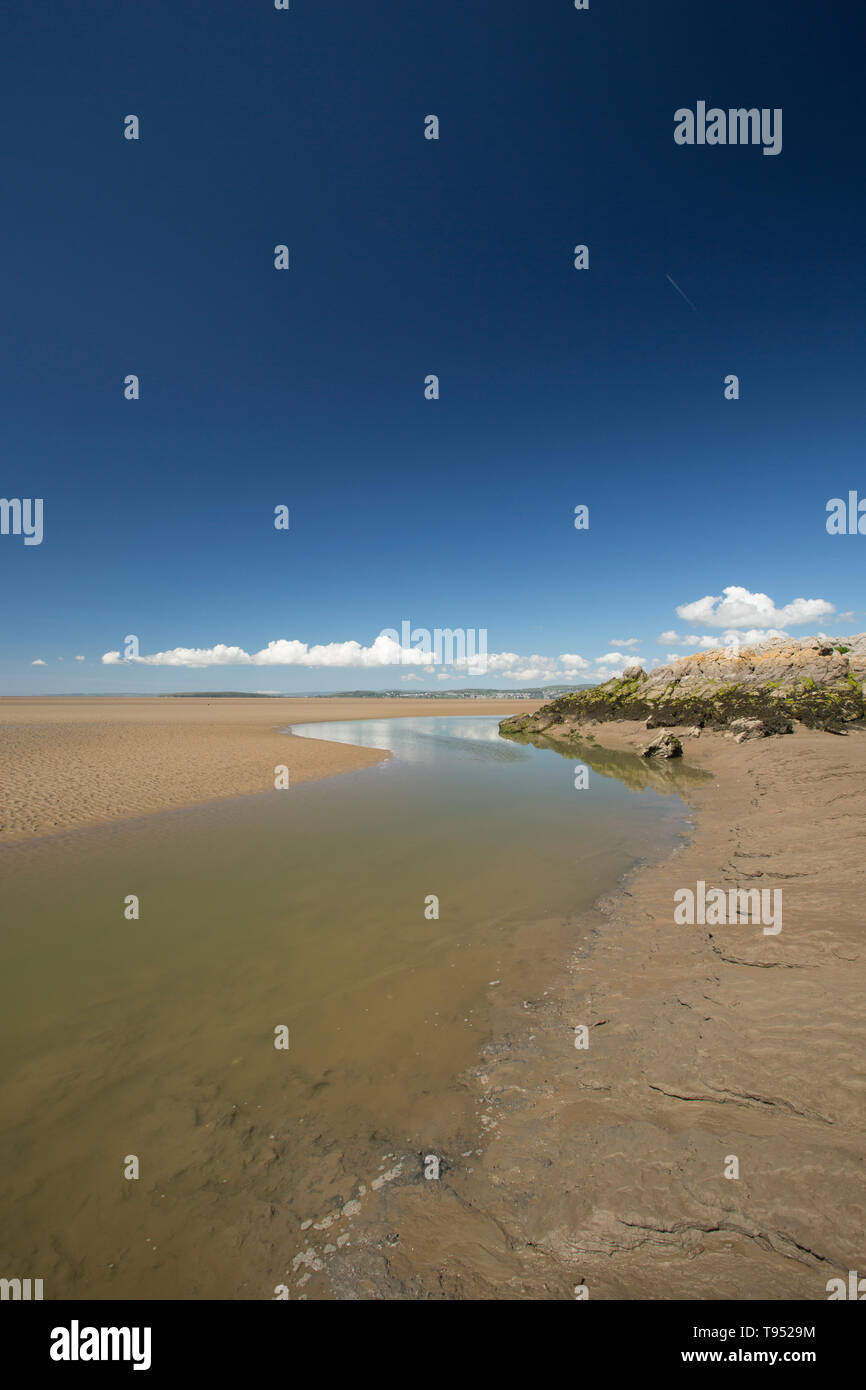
[589,651,647,679]
[98,632,638,688]
[596,651,630,667]
[676,586,834,631]
[102,634,436,671]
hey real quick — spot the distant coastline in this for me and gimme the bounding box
[2,685,588,701]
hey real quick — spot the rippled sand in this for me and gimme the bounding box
[326,724,866,1300]
[0,713,679,1300]
[0,697,540,841]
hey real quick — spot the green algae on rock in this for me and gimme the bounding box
[499,635,866,740]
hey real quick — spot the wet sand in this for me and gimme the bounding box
[0,697,541,843]
[316,722,866,1300]
[3,703,863,1300]
[0,712,681,1301]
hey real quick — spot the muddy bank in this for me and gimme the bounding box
[304,722,866,1299]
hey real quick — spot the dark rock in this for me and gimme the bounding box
[642,733,683,760]
[730,716,793,743]
[730,717,768,743]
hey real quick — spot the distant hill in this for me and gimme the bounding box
[166,685,595,699]
[327,685,595,699]
[169,691,278,698]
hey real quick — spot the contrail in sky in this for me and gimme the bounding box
[666,273,698,313]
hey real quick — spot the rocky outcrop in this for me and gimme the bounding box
[500,634,866,740]
[642,732,683,759]
[729,716,792,744]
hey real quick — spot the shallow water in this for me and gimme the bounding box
[0,716,700,1299]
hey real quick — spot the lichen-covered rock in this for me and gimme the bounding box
[500,635,866,739]
[499,713,532,735]
[642,733,683,760]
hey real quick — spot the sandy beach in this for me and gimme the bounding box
[0,697,541,843]
[305,721,866,1300]
[2,701,862,1300]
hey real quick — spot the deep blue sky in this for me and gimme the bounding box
[2,0,864,692]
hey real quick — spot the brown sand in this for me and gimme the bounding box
[308,722,866,1300]
[3,704,863,1298]
[0,697,541,843]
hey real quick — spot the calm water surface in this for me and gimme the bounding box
[0,716,703,1298]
